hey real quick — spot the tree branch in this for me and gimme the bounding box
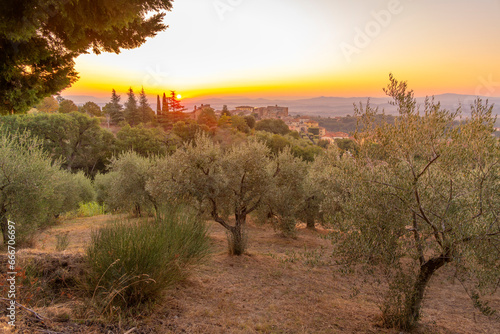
[412,212,425,266]
[0,297,45,322]
[414,188,442,248]
[417,154,440,179]
[209,198,232,231]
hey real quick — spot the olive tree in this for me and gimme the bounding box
[99,151,157,216]
[324,75,500,330]
[300,148,343,229]
[148,134,273,255]
[0,130,93,244]
[258,147,308,235]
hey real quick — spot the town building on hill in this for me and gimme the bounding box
[255,105,289,119]
[305,120,319,128]
[235,106,255,113]
[190,104,211,120]
[320,131,351,143]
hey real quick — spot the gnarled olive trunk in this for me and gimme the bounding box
[306,215,315,229]
[212,207,248,256]
[228,213,246,255]
[397,254,451,329]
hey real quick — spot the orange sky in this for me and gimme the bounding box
[63,0,500,100]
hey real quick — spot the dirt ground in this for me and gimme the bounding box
[1,215,499,333]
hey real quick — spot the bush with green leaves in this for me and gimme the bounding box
[255,131,323,162]
[0,130,83,244]
[99,151,157,216]
[77,202,107,217]
[58,171,96,214]
[0,112,115,176]
[255,118,290,135]
[258,148,308,236]
[115,124,167,157]
[85,207,210,313]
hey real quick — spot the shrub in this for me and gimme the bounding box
[0,130,67,244]
[85,206,210,313]
[57,171,96,214]
[99,151,157,216]
[77,202,107,217]
[94,172,115,206]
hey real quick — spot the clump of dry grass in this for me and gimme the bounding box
[84,208,211,316]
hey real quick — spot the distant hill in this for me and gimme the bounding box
[182,94,500,118]
[62,93,500,122]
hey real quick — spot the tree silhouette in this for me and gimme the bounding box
[0,0,174,114]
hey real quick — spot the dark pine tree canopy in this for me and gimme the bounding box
[124,87,141,126]
[105,89,124,125]
[0,0,174,114]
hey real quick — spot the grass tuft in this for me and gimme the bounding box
[85,206,211,315]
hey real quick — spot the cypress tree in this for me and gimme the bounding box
[162,92,169,114]
[156,95,161,116]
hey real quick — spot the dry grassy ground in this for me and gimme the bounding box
[1,215,499,333]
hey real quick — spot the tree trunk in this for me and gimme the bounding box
[0,206,8,245]
[134,203,142,217]
[229,213,246,256]
[306,215,315,229]
[401,254,451,329]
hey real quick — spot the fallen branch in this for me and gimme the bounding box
[0,297,45,322]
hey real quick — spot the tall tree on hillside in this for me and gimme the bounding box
[0,0,174,114]
[105,89,124,125]
[35,96,59,113]
[58,99,78,114]
[162,92,169,114]
[138,87,155,123]
[124,87,141,126]
[156,94,161,116]
[80,101,102,117]
[197,107,218,129]
[169,91,186,113]
[221,105,231,117]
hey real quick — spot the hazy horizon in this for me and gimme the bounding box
[61,0,500,101]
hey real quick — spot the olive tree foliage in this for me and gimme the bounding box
[322,75,500,330]
[257,148,308,236]
[0,130,95,244]
[298,148,344,229]
[96,151,157,216]
[115,124,168,158]
[147,134,274,255]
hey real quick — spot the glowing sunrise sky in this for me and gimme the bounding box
[62,0,500,100]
